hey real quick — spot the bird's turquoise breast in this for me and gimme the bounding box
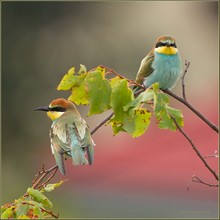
[144,52,182,89]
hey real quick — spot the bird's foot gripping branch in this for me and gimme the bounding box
[57,65,184,138]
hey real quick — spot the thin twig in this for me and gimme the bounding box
[100,65,126,79]
[204,150,219,159]
[32,164,58,189]
[99,65,145,89]
[181,60,190,100]
[22,201,59,218]
[37,166,59,190]
[163,59,218,133]
[192,175,219,187]
[40,207,59,219]
[164,89,219,133]
[170,114,219,181]
[187,175,219,190]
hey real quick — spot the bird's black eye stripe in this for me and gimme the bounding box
[172,42,177,48]
[155,42,177,48]
[155,42,165,48]
[50,107,66,112]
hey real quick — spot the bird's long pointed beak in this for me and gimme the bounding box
[33,106,50,112]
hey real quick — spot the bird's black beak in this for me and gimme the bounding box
[165,42,171,47]
[33,106,50,112]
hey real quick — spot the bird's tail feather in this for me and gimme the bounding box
[71,146,88,165]
[54,152,66,175]
[86,144,94,165]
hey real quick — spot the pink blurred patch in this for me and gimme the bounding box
[63,101,218,201]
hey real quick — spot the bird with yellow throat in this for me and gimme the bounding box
[34,98,95,175]
[135,35,182,90]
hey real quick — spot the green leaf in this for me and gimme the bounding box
[124,89,154,116]
[123,109,151,137]
[152,82,160,92]
[15,203,30,218]
[16,215,30,219]
[110,78,134,122]
[27,188,53,209]
[32,204,43,218]
[157,112,174,130]
[57,67,78,90]
[166,106,184,128]
[109,76,121,88]
[151,83,184,131]
[28,200,44,218]
[109,77,134,135]
[44,180,67,192]
[111,121,126,136]
[68,73,89,105]
[22,200,45,218]
[1,207,14,219]
[85,68,112,115]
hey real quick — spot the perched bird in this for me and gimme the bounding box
[135,35,182,90]
[33,98,95,175]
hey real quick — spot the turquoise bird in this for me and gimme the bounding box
[135,35,182,90]
[34,98,95,175]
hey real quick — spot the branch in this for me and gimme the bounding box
[91,112,114,135]
[181,60,190,100]
[187,175,219,190]
[28,63,218,194]
[170,114,219,181]
[40,207,59,219]
[99,65,145,89]
[192,175,219,187]
[32,164,59,190]
[162,59,219,133]
[164,89,219,133]
[37,166,59,190]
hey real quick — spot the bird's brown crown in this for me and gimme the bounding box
[154,35,178,55]
[49,98,70,109]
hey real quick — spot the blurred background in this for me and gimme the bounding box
[2,1,218,218]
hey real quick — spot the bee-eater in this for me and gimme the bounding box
[33,98,95,175]
[135,35,182,90]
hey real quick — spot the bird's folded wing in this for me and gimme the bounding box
[136,54,154,85]
[73,118,95,165]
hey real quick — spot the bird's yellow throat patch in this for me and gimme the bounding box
[47,111,64,121]
[155,46,178,55]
